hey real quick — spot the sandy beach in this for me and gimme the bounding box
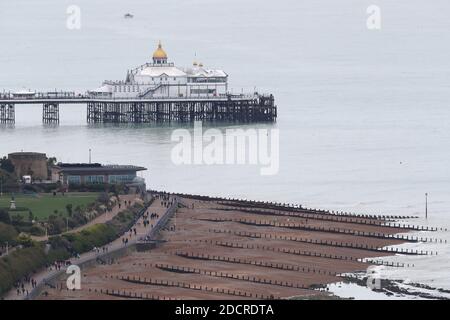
[37,193,421,300]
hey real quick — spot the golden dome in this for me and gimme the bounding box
[153,41,167,59]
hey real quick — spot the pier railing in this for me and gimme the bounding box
[0,91,260,101]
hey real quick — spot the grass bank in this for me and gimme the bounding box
[0,193,99,220]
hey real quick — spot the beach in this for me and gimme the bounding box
[37,193,426,300]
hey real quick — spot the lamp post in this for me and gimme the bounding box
[425,193,428,219]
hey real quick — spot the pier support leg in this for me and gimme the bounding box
[0,104,15,124]
[42,103,59,124]
[84,96,277,124]
[87,102,104,123]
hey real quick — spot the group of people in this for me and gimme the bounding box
[141,211,160,228]
[160,200,174,208]
[83,194,170,249]
[118,199,132,210]
[47,260,71,271]
[92,246,109,254]
[155,193,175,208]
[14,276,37,296]
[121,227,138,246]
[13,259,73,297]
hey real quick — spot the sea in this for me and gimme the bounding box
[0,0,449,299]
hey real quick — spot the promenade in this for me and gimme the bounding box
[3,193,177,300]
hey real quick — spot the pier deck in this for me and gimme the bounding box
[0,93,277,124]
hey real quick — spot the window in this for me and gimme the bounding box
[191,88,216,95]
[108,174,136,184]
[67,175,81,185]
[85,175,104,184]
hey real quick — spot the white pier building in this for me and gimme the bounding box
[89,42,229,99]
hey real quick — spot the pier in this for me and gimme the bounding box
[1,42,278,125]
[0,92,276,124]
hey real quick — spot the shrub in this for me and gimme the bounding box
[0,244,47,295]
[60,204,142,254]
[47,215,66,235]
[0,222,18,244]
[0,157,14,173]
[0,209,11,224]
[28,224,46,236]
[16,233,34,247]
[45,247,71,263]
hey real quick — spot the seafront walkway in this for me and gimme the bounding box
[3,193,177,300]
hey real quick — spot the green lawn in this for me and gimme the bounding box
[0,192,99,220]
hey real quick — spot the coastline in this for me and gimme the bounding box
[34,192,436,300]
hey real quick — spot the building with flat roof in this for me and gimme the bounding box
[51,163,147,186]
[8,152,48,180]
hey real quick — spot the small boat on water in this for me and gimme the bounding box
[124,13,134,19]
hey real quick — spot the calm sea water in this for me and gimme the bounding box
[1,0,449,296]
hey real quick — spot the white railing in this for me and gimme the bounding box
[0,93,260,102]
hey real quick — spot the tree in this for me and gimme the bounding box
[66,204,73,217]
[0,209,11,224]
[47,157,57,167]
[0,157,14,173]
[47,157,57,178]
[10,214,23,225]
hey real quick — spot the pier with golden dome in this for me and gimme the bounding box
[0,41,276,124]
